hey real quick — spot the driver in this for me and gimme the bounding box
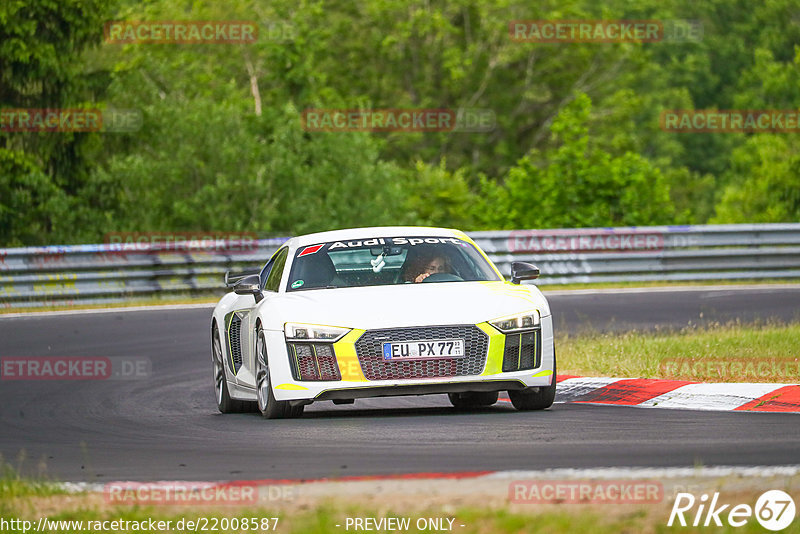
[402,247,454,283]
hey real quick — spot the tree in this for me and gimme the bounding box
[713,135,800,223]
[0,150,67,246]
[0,0,114,245]
[477,93,673,229]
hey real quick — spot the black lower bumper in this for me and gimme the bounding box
[313,379,528,401]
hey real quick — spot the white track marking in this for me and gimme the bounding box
[556,377,626,400]
[485,465,800,480]
[639,382,788,411]
[0,302,216,319]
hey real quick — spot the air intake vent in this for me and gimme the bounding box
[288,343,342,381]
[227,314,243,374]
[502,330,540,372]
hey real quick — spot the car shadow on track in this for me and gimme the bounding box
[299,405,517,419]
[281,395,558,419]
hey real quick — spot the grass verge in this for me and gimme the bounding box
[558,321,800,382]
[2,477,796,534]
[0,295,219,315]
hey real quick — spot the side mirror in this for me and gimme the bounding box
[510,261,540,285]
[233,274,264,303]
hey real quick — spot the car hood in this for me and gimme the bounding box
[260,281,550,330]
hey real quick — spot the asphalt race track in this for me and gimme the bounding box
[1,286,799,482]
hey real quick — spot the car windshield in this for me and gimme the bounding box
[286,236,502,291]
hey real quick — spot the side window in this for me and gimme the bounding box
[259,252,278,289]
[264,248,288,292]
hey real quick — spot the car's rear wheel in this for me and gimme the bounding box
[256,326,304,419]
[508,354,557,411]
[212,325,253,413]
[448,391,499,410]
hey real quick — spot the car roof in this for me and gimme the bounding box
[286,226,466,249]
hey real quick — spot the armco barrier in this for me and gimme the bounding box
[1,224,799,308]
[470,223,800,285]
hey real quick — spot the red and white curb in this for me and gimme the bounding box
[541,376,800,413]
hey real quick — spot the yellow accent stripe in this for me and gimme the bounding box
[334,328,368,381]
[477,322,505,375]
[226,309,250,374]
[289,343,299,375]
[226,313,235,372]
[275,383,308,391]
[531,369,553,378]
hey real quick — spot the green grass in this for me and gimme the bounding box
[0,454,66,500]
[558,321,800,382]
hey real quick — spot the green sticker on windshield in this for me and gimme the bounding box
[291,280,304,289]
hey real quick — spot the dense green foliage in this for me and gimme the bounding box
[1,0,798,245]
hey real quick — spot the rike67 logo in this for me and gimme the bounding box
[668,490,796,531]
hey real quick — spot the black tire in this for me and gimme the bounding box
[448,391,499,410]
[212,324,254,413]
[508,354,557,411]
[255,326,304,419]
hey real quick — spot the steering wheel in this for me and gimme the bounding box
[421,272,463,283]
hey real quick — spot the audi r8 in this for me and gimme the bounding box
[211,226,555,418]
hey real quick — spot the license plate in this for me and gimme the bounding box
[382,339,465,360]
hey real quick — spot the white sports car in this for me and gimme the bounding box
[211,226,556,418]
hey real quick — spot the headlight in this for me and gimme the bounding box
[284,322,351,342]
[489,310,541,333]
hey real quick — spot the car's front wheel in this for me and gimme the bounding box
[255,326,304,419]
[508,354,557,411]
[448,391,499,410]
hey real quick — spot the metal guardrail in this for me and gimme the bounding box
[1,224,799,308]
[470,223,800,285]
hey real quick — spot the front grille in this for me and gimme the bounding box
[502,330,540,372]
[227,314,243,374]
[355,325,488,380]
[288,342,342,381]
